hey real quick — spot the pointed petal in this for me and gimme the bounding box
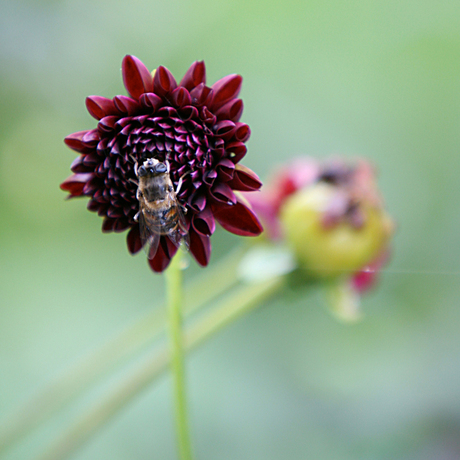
[210,74,242,110]
[214,120,236,140]
[122,55,154,99]
[227,164,262,191]
[180,61,206,90]
[190,83,213,107]
[212,200,263,236]
[127,224,143,254]
[102,217,116,233]
[210,183,236,204]
[70,155,91,173]
[148,236,178,272]
[139,92,163,111]
[113,95,141,116]
[153,66,177,98]
[215,99,243,122]
[64,131,94,154]
[216,158,235,181]
[86,96,121,120]
[189,228,211,267]
[60,173,94,196]
[171,87,191,108]
[234,122,251,142]
[226,141,247,164]
[192,207,216,236]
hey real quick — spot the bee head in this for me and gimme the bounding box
[140,158,168,175]
[154,162,167,174]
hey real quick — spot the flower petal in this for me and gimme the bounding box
[60,173,94,196]
[215,99,243,122]
[226,164,262,191]
[171,87,191,108]
[122,55,154,100]
[64,131,94,154]
[189,228,211,266]
[234,122,251,142]
[210,183,236,204]
[210,74,242,110]
[153,66,177,98]
[113,95,141,116]
[212,200,263,236]
[226,141,247,164]
[127,225,143,254]
[190,83,213,107]
[86,96,121,120]
[179,61,206,90]
[148,236,178,272]
[139,92,163,112]
[192,207,215,236]
[214,120,236,140]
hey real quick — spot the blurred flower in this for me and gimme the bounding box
[245,157,394,317]
[61,55,262,272]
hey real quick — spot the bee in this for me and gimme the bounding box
[133,157,189,258]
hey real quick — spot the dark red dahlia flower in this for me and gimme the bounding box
[61,55,263,272]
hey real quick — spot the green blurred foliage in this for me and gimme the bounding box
[1,0,460,459]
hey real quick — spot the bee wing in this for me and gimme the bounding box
[138,210,161,260]
[177,202,190,251]
[167,200,190,251]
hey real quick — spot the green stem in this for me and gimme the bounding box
[165,250,194,460]
[0,248,243,455]
[35,276,284,460]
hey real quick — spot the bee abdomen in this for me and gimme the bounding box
[146,206,179,235]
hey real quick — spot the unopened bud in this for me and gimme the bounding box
[280,182,393,278]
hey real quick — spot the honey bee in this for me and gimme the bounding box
[133,157,189,258]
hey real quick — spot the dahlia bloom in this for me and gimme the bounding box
[61,55,263,272]
[246,157,393,292]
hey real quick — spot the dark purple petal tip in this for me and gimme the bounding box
[122,55,154,100]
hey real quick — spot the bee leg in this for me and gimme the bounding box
[165,160,170,174]
[175,171,190,195]
[129,154,139,176]
[129,178,139,186]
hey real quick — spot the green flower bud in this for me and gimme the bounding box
[280,182,393,278]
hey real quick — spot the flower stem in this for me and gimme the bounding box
[35,276,284,460]
[0,248,243,455]
[165,250,194,460]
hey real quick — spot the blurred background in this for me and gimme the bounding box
[1,0,460,459]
